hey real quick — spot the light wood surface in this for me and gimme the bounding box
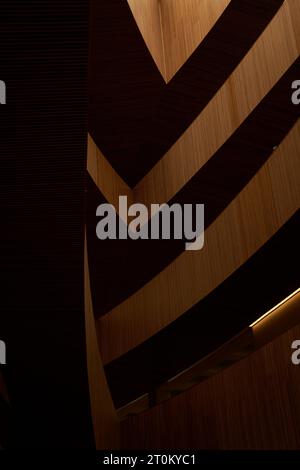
[84,234,120,448]
[97,120,300,364]
[89,0,300,365]
[122,321,300,449]
[160,0,231,81]
[91,0,285,186]
[117,290,300,419]
[134,0,300,206]
[87,0,300,449]
[127,0,166,79]
[87,134,133,211]
[90,1,299,209]
[127,0,230,82]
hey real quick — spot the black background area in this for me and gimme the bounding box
[0,1,94,448]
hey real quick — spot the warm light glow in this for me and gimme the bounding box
[250,288,300,327]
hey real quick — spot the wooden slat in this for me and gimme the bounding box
[87,61,300,317]
[84,235,120,449]
[127,0,231,82]
[87,134,133,211]
[114,289,300,415]
[98,120,300,364]
[105,212,299,408]
[135,0,300,205]
[87,1,300,318]
[127,0,166,79]
[121,322,300,449]
[89,0,284,185]
[89,0,299,206]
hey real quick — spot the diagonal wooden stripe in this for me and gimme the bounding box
[127,0,231,82]
[104,211,300,408]
[135,0,300,206]
[120,321,300,448]
[89,0,284,186]
[87,134,133,210]
[84,233,120,448]
[88,0,300,214]
[87,60,300,317]
[97,117,300,364]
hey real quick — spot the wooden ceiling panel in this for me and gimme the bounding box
[104,212,300,408]
[127,0,231,82]
[87,60,300,319]
[97,116,300,364]
[89,0,284,186]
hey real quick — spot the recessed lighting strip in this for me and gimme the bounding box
[250,288,300,328]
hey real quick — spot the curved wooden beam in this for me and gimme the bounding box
[86,0,300,432]
[88,1,300,318]
[97,118,300,364]
[135,0,300,205]
[84,235,120,448]
[127,0,231,82]
[89,0,300,208]
[115,290,300,417]
[87,134,133,211]
[126,0,166,80]
[121,321,300,449]
[87,60,300,317]
[89,0,284,185]
[104,212,300,408]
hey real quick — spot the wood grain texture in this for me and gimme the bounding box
[98,120,300,364]
[135,0,300,205]
[89,0,299,206]
[106,260,299,408]
[87,134,133,212]
[160,0,231,82]
[84,235,120,449]
[89,0,284,185]
[88,55,299,317]
[121,322,300,449]
[115,290,300,417]
[127,0,231,82]
[127,0,166,79]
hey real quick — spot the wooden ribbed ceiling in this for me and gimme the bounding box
[87,0,300,410]
[89,0,284,186]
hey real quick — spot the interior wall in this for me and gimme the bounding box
[98,120,300,364]
[96,0,300,364]
[160,0,231,81]
[87,134,133,211]
[135,0,300,206]
[127,0,166,78]
[85,237,120,449]
[121,322,300,449]
[127,0,231,82]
